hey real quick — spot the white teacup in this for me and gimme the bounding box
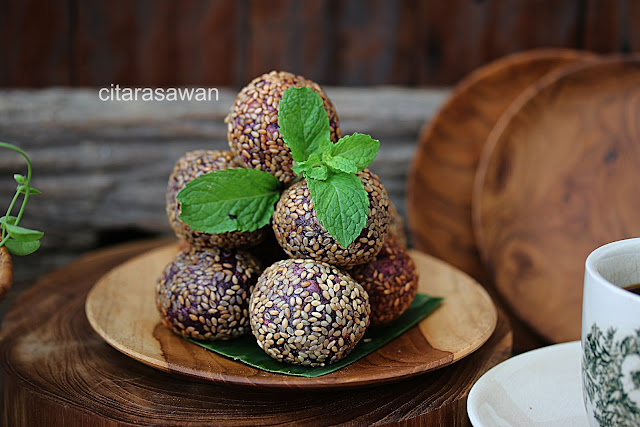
[582,238,640,427]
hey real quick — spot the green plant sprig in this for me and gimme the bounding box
[177,87,380,248]
[0,142,44,256]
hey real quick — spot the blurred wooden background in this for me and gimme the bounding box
[1,0,639,88]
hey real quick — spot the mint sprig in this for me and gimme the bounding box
[177,86,380,248]
[278,87,380,247]
[0,142,44,256]
[178,168,280,233]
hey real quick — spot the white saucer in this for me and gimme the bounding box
[467,341,588,426]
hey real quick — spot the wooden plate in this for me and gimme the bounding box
[85,243,497,389]
[473,56,640,343]
[407,49,593,285]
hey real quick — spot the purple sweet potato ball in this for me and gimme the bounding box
[272,169,391,268]
[348,236,418,326]
[166,149,265,249]
[226,71,341,184]
[156,246,262,340]
[249,258,370,366]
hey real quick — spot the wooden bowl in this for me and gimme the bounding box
[473,56,640,343]
[407,49,593,285]
[0,246,12,300]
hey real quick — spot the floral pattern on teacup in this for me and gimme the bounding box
[582,324,640,426]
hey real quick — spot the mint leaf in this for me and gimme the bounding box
[5,238,40,256]
[304,164,328,181]
[4,223,44,241]
[14,174,25,184]
[178,168,280,233]
[279,87,331,163]
[325,155,357,174]
[307,173,369,248]
[330,133,380,171]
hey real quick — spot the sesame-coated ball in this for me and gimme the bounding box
[388,202,408,249]
[156,246,262,340]
[166,150,265,249]
[226,71,341,183]
[249,259,370,366]
[348,237,418,326]
[272,169,391,268]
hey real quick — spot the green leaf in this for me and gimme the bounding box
[5,238,40,256]
[307,173,369,248]
[189,293,443,377]
[324,155,357,174]
[292,153,323,176]
[0,216,17,225]
[330,133,380,171]
[177,168,281,233]
[278,87,331,163]
[304,164,328,181]
[14,174,25,184]
[4,223,44,241]
[17,185,41,195]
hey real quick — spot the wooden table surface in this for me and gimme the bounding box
[0,239,512,426]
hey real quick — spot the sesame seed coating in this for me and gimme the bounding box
[388,202,408,249]
[348,236,418,327]
[226,71,341,184]
[156,246,262,340]
[166,150,265,249]
[272,169,391,268]
[249,259,370,366]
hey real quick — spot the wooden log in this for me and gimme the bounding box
[0,239,512,426]
[0,87,448,317]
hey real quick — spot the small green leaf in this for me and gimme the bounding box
[307,173,369,248]
[278,87,331,163]
[17,185,41,195]
[304,164,328,181]
[5,238,40,256]
[178,168,281,233]
[189,293,443,377]
[0,216,17,225]
[14,174,25,184]
[330,133,380,171]
[4,223,44,241]
[325,155,357,174]
[292,153,323,176]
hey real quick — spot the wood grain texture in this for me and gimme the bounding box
[0,239,511,426]
[73,0,176,87]
[0,0,71,87]
[0,247,12,300]
[413,0,581,85]
[474,56,640,343]
[6,1,640,87]
[245,0,334,85]
[583,0,640,53]
[408,49,591,285]
[407,49,593,353]
[0,87,447,321]
[85,244,497,389]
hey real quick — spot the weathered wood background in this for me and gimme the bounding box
[0,87,448,319]
[1,0,639,87]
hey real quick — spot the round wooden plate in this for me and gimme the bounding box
[85,243,497,389]
[473,56,640,343]
[407,49,593,285]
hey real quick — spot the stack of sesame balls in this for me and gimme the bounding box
[156,71,419,367]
